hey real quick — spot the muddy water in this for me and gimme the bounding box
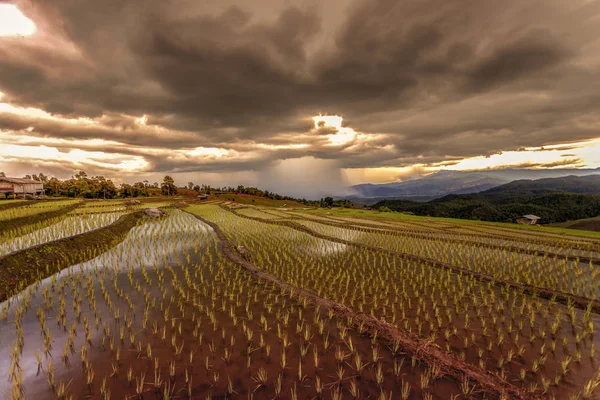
[0,210,211,399]
[193,206,600,398]
[388,267,600,400]
[1,207,477,400]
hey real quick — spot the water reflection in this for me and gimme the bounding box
[0,210,214,399]
[0,213,125,256]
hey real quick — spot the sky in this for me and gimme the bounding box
[1,0,600,198]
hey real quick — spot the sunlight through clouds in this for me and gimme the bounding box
[0,0,600,194]
[186,147,229,158]
[0,4,36,37]
[0,144,149,172]
[444,139,600,171]
[312,114,357,146]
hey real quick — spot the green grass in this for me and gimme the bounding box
[213,193,307,208]
[297,207,600,240]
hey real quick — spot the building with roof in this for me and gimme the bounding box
[516,214,541,225]
[0,177,45,199]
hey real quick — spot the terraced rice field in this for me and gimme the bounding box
[0,200,79,222]
[68,200,128,215]
[1,200,600,399]
[0,200,28,209]
[0,213,124,256]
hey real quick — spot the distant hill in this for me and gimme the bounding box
[348,168,600,204]
[373,174,600,224]
[484,175,600,195]
[350,171,508,203]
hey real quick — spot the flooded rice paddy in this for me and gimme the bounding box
[1,200,600,399]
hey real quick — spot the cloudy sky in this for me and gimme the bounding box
[1,0,600,197]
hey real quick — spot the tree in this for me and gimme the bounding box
[0,171,5,177]
[88,176,117,199]
[120,183,134,198]
[187,182,194,190]
[45,177,61,196]
[161,175,177,196]
[37,173,49,183]
[133,182,149,197]
[72,176,89,198]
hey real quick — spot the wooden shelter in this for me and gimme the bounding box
[516,214,540,225]
[0,177,45,199]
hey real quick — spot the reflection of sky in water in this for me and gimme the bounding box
[0,213,125,256]
[277,228,359,256]
[0,210,213,399]
[310,240,349,256]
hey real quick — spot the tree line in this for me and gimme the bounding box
[373,192,600,224]
[0,171,330,206]
[0,171,187,199]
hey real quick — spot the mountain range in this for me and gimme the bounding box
[347,168,600,204]
[372,174,600,224]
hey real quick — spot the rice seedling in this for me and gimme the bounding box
[0,212,124,256]
[0,200,79,222]
[185,203,600,398]
[0,201,599,399]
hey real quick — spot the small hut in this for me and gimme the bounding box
[0,177,44,199]
[516,215,540,225]
[197,194,209,200]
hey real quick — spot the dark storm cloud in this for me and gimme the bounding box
[0,112,206,148]
[464,29,573,92]
[1,0,600,176]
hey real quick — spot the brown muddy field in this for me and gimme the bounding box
[0,210,476,399]
[2,203,600,399]
[186,204,600,400]
[566,218,600,232]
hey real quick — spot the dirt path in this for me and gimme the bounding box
[186,210,543,400]
[225,206,600,315]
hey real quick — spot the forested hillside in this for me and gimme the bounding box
[374,175,600,223]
